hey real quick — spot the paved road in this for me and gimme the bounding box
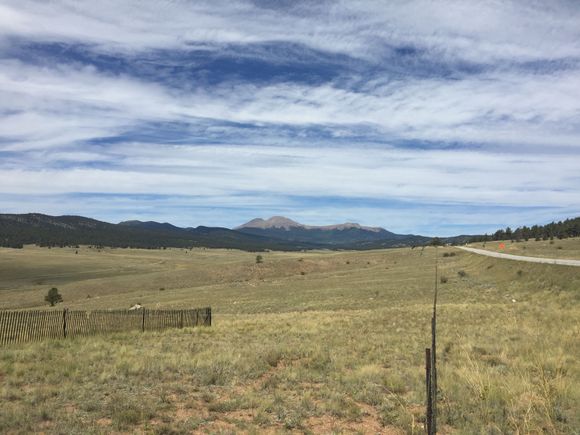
[457,246,580,267]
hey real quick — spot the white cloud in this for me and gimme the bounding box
[1,145,578,211]
[0,0,579,233]
[1,1,579,63]
[1,60,579,152]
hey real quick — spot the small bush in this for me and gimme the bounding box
[256,255,263,264]
[107,395,155,430]
[300,271,306,275]
[457,270,467,278]
[207,399,240,413]
[440,276,448,284]
[442,252,456,257]
[517,270,523,277]
[39,409,51,422]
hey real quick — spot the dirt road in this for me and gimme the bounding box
[457,246,580,267]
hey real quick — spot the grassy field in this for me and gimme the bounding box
[468,236,580,260]
[0,243,579,433]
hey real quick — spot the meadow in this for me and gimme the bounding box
[468,237,580,260]
[0,239,579,434]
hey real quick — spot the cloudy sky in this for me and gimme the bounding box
[1,0,579,235]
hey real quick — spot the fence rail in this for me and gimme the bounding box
[0,307,211,345]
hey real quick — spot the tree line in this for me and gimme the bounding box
[470,217,580,243]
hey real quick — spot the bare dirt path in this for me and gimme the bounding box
[457,246,580,267]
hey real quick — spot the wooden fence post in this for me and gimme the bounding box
[62,308,68,338]
[179,310,184,328]
[142,308,146,332]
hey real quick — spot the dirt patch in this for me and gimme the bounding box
[175,405,207,421]
[195,420,238,433]
[64,404,77,414]
[96,417,112,426]
[305,414,402,434]
[223,409,257,422]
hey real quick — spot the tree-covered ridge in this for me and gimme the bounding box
[470,217,580,242]
[0,214,314,251]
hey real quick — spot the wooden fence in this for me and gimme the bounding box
[0,307,211,345]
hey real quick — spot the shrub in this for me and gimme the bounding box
[516,270,523,277]
[44,287,63,306]
[457,270,467,278]
[256,255,263,264]
[440,276,448,284]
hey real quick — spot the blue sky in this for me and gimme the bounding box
[0,0,579,236]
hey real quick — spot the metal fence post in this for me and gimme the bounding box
[425,348,433,434]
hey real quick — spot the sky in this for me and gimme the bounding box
[0,0,579,236]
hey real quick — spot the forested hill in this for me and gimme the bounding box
[0,214,316,251]
[470,217,580,242]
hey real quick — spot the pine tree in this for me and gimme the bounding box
[45,287,63,306]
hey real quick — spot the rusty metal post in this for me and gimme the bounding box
[426,347,433,434]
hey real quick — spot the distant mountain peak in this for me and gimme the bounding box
[236,216,302,230]
[235,216,386,233]
[312,222,384,232]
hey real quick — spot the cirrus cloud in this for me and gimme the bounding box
[0,0,579,233]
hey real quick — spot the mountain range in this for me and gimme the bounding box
[0,213,471,251]
[235,216,431,247]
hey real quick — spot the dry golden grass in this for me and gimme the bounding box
[468,236,580,260]
[0,244,579,433]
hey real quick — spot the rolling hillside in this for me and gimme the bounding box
[0,213,477,251]
[0,214,314,251]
